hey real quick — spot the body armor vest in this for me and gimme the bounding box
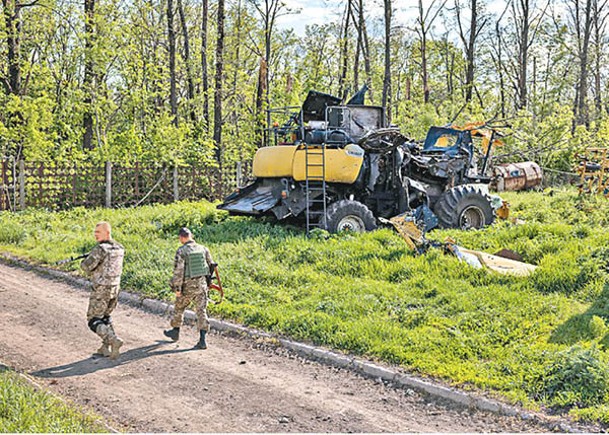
[183,243,209,279]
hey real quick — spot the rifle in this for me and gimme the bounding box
[207,264,224,305]
[55,253,89,266]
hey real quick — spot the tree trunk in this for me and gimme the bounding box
[592,0,607,115]
[213,0,225,164]
[417,0,447,104]
[496,17,506,118]
[201,0,210,130]
[3,0,22,96]
[455,0,481,104]
[418,0,429,103]
[517,0,530,109]
[382,0,391,124]
[167,0,178,126]
[83,0,95,150]
[352,1,362,91]
[177,0,196,122]
[465,0,477,103]
[255,57,267,147]
[338,0,351,100]
[360,0,373,102]
[575,0,593,126]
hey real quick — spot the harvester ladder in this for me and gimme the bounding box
[305,142,328,235]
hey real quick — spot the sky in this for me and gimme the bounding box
[275,0,512,37]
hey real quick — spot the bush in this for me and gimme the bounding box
[0,221,26,245]
[529,346,609,409]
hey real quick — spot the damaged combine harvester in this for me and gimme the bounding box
[384,213,537,277]
[218,87,509,235]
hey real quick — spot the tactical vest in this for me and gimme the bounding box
[182,243,209,279]
[96,241,125,286]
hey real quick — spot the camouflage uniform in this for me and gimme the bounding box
[169,241,214,332]
[81,240,125,357]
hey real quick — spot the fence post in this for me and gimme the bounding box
[105,161,112,208]
[18,160,25,210]
[236,161,242,188]
[173,164,179,202]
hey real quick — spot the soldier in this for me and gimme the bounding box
[164,227,216,349]
[81,221,125,360]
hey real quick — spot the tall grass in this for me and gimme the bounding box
[2,189,609,422]
[0,368,106,432]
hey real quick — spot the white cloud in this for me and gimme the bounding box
[276,0,339,35]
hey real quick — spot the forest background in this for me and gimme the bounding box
[1,0,608,178]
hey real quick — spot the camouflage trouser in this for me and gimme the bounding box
[87,284,120,343]
[87,284,119,320]
[170,278,209,332]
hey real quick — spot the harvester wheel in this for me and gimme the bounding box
[324,200,377,233]
[433,186,494,230]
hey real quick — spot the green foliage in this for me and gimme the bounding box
[527,346,609,409]
[0,369,106,432]
[0,220,26,245]
[3,189,609,422]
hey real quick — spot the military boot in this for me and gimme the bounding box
[194,330,207,350]
[109,336,123,360]
[163,327,180,341]
[95,342,111,357]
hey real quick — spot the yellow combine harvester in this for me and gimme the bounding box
[219,88,504,234]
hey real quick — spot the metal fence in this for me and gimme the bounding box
[0,159,252,211]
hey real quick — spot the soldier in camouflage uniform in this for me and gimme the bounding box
[81,222,125,360]
[164,227,216,349]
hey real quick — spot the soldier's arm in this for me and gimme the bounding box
[170,250,185,290]
[80,245,103,274]
[205,248,217,270]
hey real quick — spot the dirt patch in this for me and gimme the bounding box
[0,262,595,432]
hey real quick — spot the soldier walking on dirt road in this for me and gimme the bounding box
[81,221,125,360]
[164,227,216,349]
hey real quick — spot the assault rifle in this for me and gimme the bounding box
[55,253,89,265]
[207,264,224,305]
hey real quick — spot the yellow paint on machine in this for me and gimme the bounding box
[252,145,364,184]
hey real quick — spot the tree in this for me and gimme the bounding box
[167,0,178,127]
[338,0,351,99]
[177,0,196,122]
[455,0,487,103]
[382,0,391,123]
[82,0,96,149]
[247,0,294,133]
[416,0,448,104]
[201,0,210,129]
[567,0,594,126]
[213,0,225,164]
[591,0,609,115]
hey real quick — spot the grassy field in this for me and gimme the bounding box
[0,367,107,432]
[2,189,609,422]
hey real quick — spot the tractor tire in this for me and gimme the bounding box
[324,200,377,233]
[433,186,494,230]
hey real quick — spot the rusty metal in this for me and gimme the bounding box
[576,148,609,197]
[492,161,543,192]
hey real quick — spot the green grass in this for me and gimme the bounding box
[0,368,107,432]
[2,189,609,422]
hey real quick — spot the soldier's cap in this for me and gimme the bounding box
[179,227,192,237]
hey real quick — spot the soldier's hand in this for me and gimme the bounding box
[175,290,182,297]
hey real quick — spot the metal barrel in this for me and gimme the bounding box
[492,161,543,191]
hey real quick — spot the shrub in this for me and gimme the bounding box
[0,221,26,245]
[529,346,609,409]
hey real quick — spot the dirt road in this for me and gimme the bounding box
[0,261,578,432]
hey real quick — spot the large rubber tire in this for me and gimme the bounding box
[324,200,377,233]
[433,186,495,230]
